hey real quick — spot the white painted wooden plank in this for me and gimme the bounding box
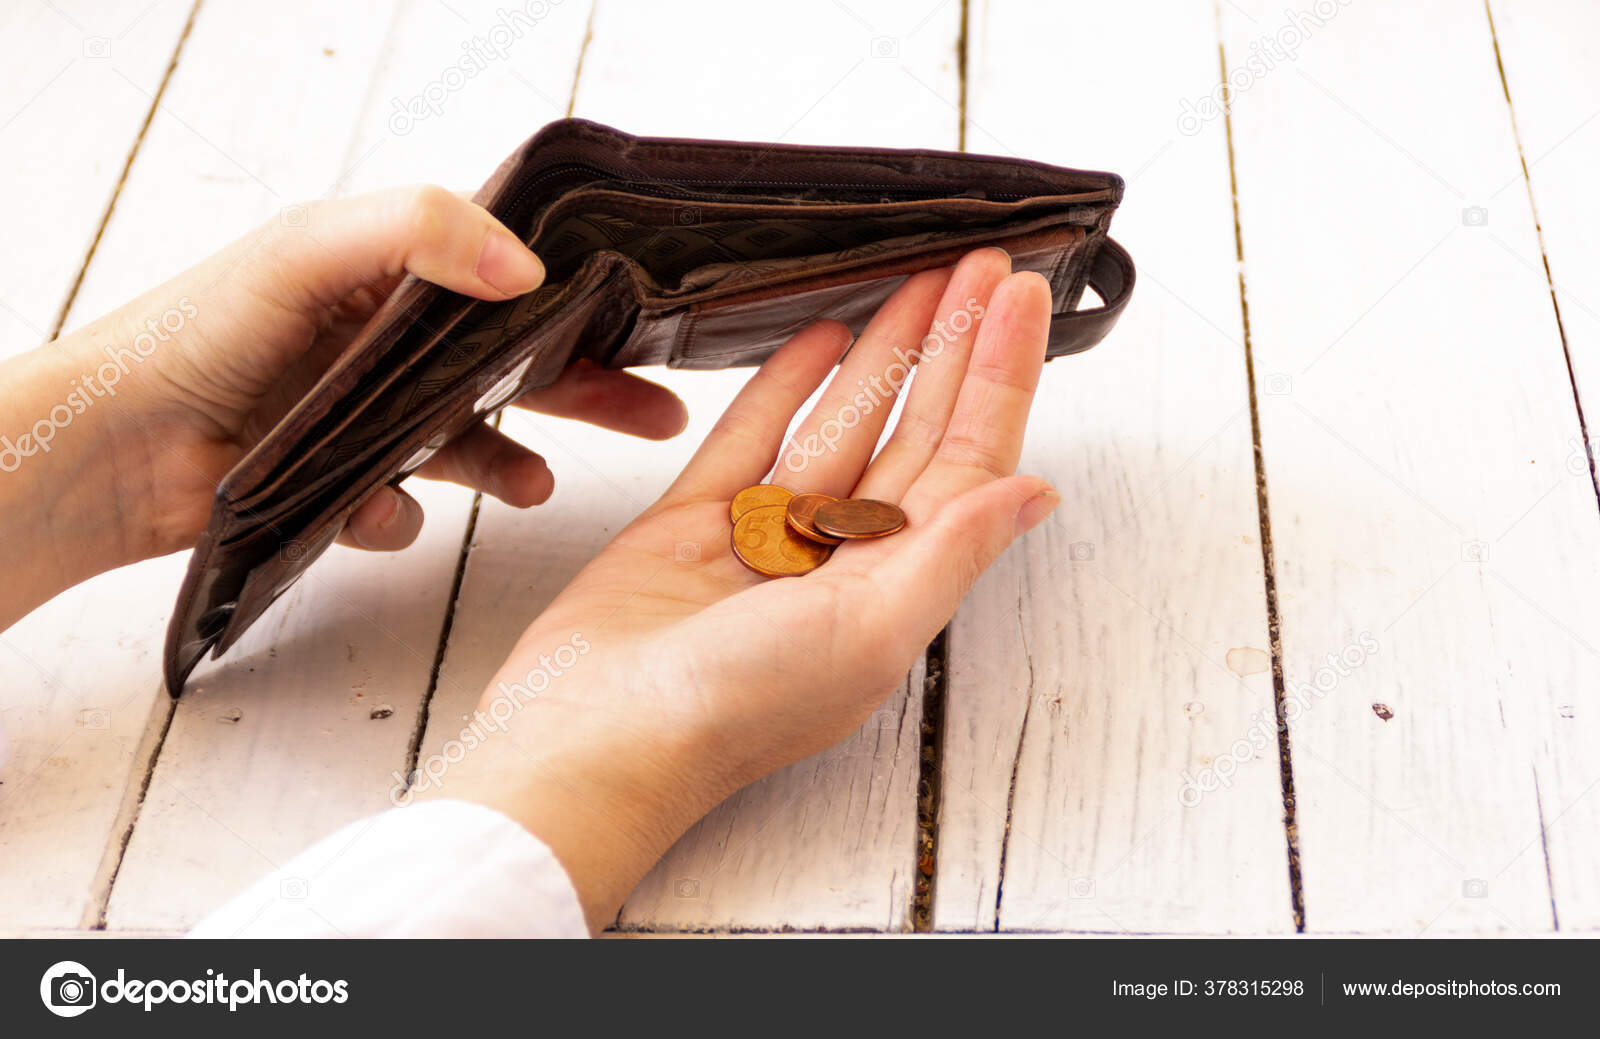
[419,0,963,929]
[0,0,194,354]
[63,1,397,319]
[0,0,202,931]
[1440,0,1600,931]
[71,0,423,931]
[930,0,1288,933]
[101,0,597,930]
[334,0,591,191]
[1221,0,1600,933]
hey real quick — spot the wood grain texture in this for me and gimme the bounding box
[1488,1,1600,929]
[8,0,1598,938]
[102,0,596,930]
[414,0,964,930]
[0,0,197,931]
[1221,0,1600,933]
[930,0,1289,933]
[0,0,195,354]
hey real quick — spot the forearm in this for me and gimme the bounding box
[0,336,147,629]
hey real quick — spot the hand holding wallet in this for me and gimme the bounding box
[164,118,1135,694]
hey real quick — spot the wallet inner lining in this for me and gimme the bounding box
[529,188,1056,296]
[225,190,1088,522]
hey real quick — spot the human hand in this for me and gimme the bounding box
[435,248,1062,931]
[0,186,686,625]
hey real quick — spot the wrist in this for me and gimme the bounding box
[427,656,740,933]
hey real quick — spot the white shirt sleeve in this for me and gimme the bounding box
[188,799,588,938]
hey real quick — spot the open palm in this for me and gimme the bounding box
[488,249,1059,781]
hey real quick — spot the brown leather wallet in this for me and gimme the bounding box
[163,118,1135,694]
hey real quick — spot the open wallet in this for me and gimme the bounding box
[163,117,1136,694]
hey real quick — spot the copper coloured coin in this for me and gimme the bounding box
[814,498,906,539]
[732,504,831,577]
[730,484,794,523]
[785,493,844,546]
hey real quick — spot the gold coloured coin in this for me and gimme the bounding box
[814,498,906,539]
[730,483,794,523]
[784,493,844,546]
[732,504,831,577]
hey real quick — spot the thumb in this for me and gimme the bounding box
[232,185,545,311]
[871,475,1060,640]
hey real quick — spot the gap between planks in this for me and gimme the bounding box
[1215,3,1306,931]
[1483,0,1582,931]
[44,0,205,344]
[403,0,599,803]
[58,0,206,932]
[401,483,490,794]
[57,0,1333,937]
[1483,0,1599,522]
[911,0,972,932]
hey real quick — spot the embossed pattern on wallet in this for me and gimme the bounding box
[163,118,1136,694]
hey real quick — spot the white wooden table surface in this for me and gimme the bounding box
[3,0,1598,936]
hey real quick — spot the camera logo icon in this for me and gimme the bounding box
[280,204,310,229]
[673,541,701,563]
[1069,877,1097,899]
[1069,541,1095,562]
[673,878,700,899]
[40,960,97,1017]
[1463,878,1489,899]
[83,37,111,59]
[675,206,701,226]
[870,36,899,58]
[1462,206,1489,227]
[1565,436,1593,476]
[77,708,111,730]
[1461,539,1490,564]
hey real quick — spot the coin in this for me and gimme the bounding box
[730,483,794,523]
[814,498,906,539]
[784,493,844,546]
[732,504,832,577]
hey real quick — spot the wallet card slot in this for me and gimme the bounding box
[504,160,1041,210]
[670,222,1088,367]
[661,208,1089,315]
[227,277,582,517]
[526,187,1091,298]
[214,270,618,552]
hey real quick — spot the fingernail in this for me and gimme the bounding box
[983,245,1011,262]
[373,487,402,529]
[1015,487,1060,534]
[350,487,400,549]
[477,230,545,296]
